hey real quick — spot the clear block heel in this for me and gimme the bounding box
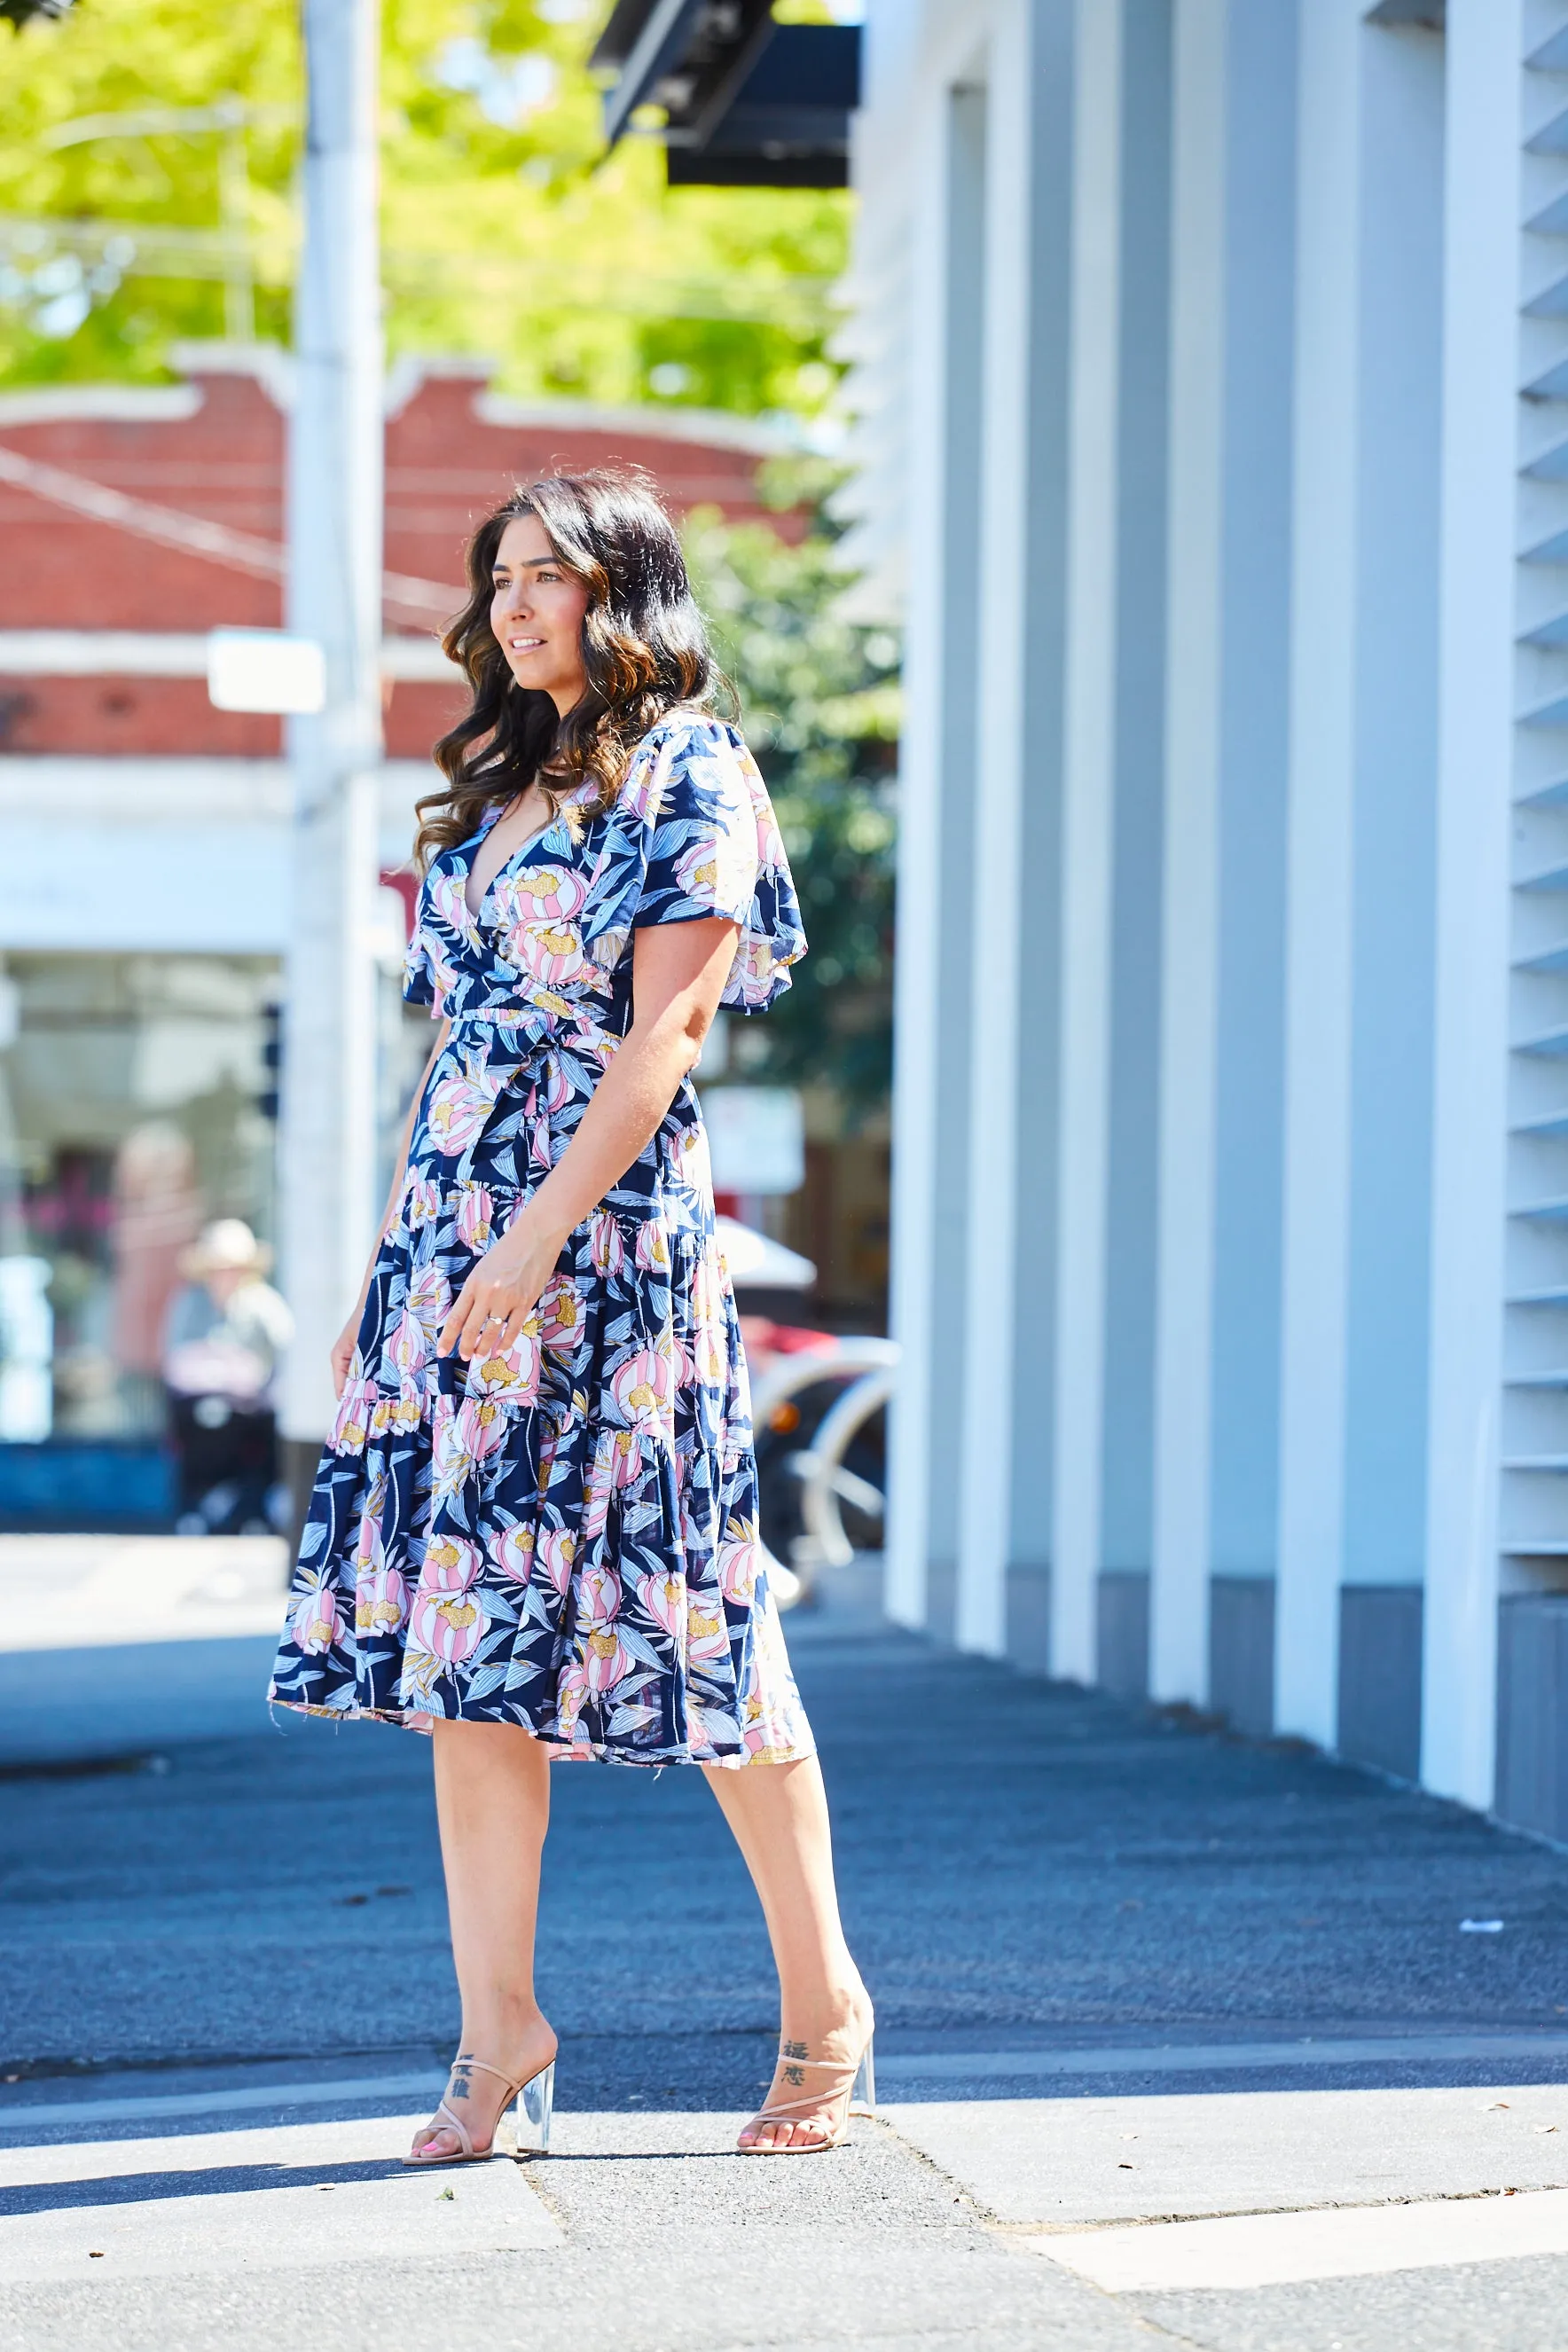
[850,2036,875,2117]
[499,2058,555,2158]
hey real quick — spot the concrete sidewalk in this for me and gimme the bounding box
[5,1547,1568,2346]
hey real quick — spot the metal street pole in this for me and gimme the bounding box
[276,0,385,1525]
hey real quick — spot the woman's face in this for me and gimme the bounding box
[490,512,592,716]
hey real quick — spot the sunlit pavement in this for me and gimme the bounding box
[6,1548,1568,2346]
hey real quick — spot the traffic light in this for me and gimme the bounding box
[258,1000,282,1123]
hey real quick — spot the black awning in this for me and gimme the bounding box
[592,4,859,189]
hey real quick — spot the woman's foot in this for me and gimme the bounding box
[407,2017,558,2164]
[739,1987,875,2153]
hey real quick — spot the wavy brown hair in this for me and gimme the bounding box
[413,470,719,869]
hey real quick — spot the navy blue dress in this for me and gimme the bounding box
[268,717,814,1768]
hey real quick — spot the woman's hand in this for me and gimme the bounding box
[330,1298,366,1399]
[437,1204,568,1362]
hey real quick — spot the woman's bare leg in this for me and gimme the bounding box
[410,1719,556,2160]
[703,1753,872,2150]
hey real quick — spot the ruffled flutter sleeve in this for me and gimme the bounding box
[581,717,807,1011]
[402,925,437,1008]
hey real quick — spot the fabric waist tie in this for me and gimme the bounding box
[447,1003,615,1054]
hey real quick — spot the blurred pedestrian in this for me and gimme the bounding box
[269,474,873,2163]
[162,1219,292,1533]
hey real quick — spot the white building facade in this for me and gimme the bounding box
[841,0,1568,1837]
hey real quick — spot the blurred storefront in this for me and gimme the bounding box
[0,953,278,1519]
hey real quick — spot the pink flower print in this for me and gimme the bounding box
[582,1625,631,1697]
[512,863,587,924]
[423,1532,482,1584]
[733,932,776,1005]
[426,1070,499,1158]
[386,1307,425,1387]
[537,1527,576,1595]
[553,1657,587,1741]
[673,1120,714,1198]
[617,759,659,823]
[356,1563,407,1636]
[689,1293,725,1388]
[509,921,584,988]
[610,1346,674,1438]
[410,1576,484,1668]
[633,1220,671,1275]
[407,1260,452,1340]
[591,1213,625,1280]
[329,1376,373,1456]
[717,1526,757,1604]
[545,1057,575,1115]
[456,1183,494,1251]
[404,1173,440,1229]
[470,1323,539,1402]
[353,1476,386,1574]
[686,1603,730,1670]
[675,839,721,906]
[492,1521,536,1585]
[638,1569,685,1640]
[576,1557,620,1631]
[540,1276,583,1358]
[755,801,787,874]
[434,1395,508,1500]
[291,1579,341,1655]
[409,1534,485,1666]
[427,942,458,1007]
[429,868,470,933]
[583,1456,614,1543]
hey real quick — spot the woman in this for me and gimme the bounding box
[269,472,873,2163]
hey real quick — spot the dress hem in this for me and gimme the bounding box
[265,1690,815,1771]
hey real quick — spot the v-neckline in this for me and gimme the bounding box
[456,781,598,936]
[464,817,551,921]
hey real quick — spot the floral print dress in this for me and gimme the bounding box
[268,715,814,1768]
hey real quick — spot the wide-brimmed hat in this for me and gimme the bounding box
[179,1219,273,1278]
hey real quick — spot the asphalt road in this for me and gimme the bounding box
[6,1581,1568,2347]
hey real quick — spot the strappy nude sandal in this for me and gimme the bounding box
[404,2053,556,2166]
[737,2034,875,2154]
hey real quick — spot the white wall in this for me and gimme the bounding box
[857,0,1559,1823]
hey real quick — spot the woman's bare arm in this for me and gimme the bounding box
[436,921,737,1361]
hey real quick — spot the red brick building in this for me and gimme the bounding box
[0,346,791,760]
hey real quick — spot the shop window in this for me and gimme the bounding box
[0,954,279,1509]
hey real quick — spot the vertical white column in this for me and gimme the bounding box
[882,81,960,1634]
[1149,0,1225,1704]
[1048,0,1124,1684]
[1422,0,1520,1808]
[277,0,387,1461]
[1274,0,1360,1746]
[956,0,1035,1658]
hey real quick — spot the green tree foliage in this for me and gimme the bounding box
[0,0,849,414]
[685,474,898,1118]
